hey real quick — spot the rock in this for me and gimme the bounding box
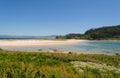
[115,53,120,56]
[68,52,72,54]
[52,49,59,52]
[0,48,3,51]
[38,49,42,51]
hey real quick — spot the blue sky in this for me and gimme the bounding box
[0,0,120,36]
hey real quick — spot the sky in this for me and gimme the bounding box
[0,0,120,36]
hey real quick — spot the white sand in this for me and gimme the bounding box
[0,39,87,47]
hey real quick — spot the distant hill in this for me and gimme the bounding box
[85,25,120,40]
[56,25,120,40]
[0,35,56,39]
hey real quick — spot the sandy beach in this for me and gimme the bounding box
[0,39,87,47]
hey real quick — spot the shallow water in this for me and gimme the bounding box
[73,41,120,55]
[3,41,120,55]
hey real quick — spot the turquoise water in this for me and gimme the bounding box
[73,41,120,55]
[39,41,120,55]
[3,41,120,55]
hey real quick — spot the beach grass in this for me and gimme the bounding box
[0,50,120,78]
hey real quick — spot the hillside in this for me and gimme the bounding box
[85,25,120,40]
[0,35,56,39]
[56,25,120,40]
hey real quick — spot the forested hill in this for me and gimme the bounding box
[85,25,120,40]
[56,25,120,40]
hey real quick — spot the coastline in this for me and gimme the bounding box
[0,39,88,47]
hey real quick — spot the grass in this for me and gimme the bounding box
[0,50,120,78]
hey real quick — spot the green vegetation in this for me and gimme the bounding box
[56,25,120,40]
[0,50,120,78]
[34,38,67,40]
[56,34,87,39]
[85,25,120,40]
[56,36,66,39]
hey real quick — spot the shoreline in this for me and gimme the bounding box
[0,39,88,48]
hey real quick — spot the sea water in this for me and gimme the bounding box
[2,41,120,55]
[39,41,120,55]
[73,41,120,55]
